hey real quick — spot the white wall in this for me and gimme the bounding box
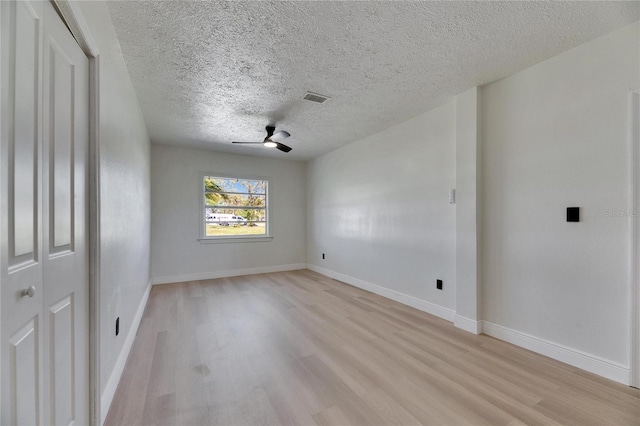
[76,2,151,421]
[481,22,639,369]
[307,100,457,316]
[150,145,306,282]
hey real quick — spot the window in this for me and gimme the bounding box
[201,175,269,240]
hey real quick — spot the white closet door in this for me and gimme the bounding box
[1,1,45,423]
[1,1,90,425]
[41,2,89,425]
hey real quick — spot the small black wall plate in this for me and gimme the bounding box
[567,207,580,222]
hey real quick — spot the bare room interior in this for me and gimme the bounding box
[1,1,640,425]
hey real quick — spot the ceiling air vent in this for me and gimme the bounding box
[303,92,330,104]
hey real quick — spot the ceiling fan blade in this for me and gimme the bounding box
[275,142,292,153]
[270,130,290,142]
[232,141,262,144]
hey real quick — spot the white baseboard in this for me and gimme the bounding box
[481,320,631,385]
[307,264,455,322]
[454,315,481,334]
[151,263,307,285]
[100,279,152,425]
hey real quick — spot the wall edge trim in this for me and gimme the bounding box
[151,263,307,285]
[481,320,630,385]
[629,89,640,388]
[454,315,481,334]
[100,278,152,425]
[307,264,455,322]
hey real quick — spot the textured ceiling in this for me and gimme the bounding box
[108,1,639,161]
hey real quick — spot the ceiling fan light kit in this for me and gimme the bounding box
[232,125,293,153]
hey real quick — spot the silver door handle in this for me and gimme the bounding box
[22,285,35,298]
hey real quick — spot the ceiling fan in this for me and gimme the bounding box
[232,126,292,153]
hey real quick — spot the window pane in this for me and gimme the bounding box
[205,207,266,237]
[205,208,266,222]
[204,193,266,208]
[205,177,266,194]
[202,175,268,239]
[205,223,266,237]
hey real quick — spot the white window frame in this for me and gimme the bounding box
[198,172,273,243]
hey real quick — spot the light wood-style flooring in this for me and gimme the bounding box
[105,270,640,425]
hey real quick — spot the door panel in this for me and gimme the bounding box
[49,295,74,425]
[10,0,39,262]
[48,39,74,252]
[9,317,40,426]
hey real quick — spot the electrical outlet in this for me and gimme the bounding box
[115,317,120,336]
[322,253,325,260]
[436,279,443,290]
